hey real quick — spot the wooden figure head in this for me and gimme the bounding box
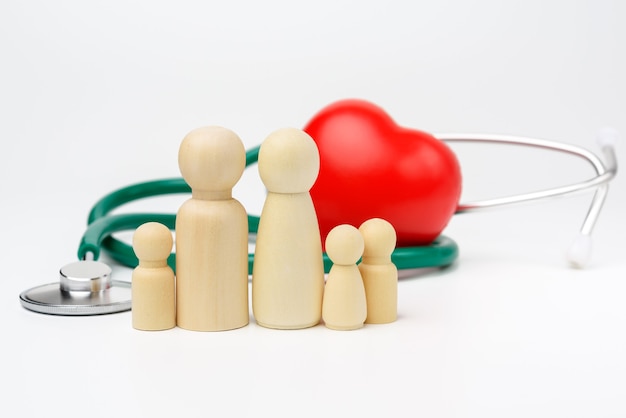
[258,127,320,194]
[133,222,173,264]
[359,218,397,261]
[325,224,364,266]
[178,126,246,194]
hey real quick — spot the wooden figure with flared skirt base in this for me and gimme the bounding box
[322,224,367,331]
[252,128,325,329]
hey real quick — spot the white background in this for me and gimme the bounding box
[1,1,625,417]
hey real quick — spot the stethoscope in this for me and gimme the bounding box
[19,127,619,316]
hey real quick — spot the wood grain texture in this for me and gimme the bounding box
[175,126,249,332]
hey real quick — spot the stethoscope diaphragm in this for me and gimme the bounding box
[19,260,131,316]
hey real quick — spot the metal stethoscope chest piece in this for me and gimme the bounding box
[19,258,132,315]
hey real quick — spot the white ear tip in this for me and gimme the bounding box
[567,234,592,269]
[596,127,620,148]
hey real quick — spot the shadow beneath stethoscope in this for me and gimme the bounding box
[397,262,459,281]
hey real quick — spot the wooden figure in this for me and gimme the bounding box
[322,224,367,330]
[132,222,176,331]
[176,126,249,332]
[358,218,398,324]
[252,127,325,329]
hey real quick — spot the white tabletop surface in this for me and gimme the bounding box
[2,1,625,417]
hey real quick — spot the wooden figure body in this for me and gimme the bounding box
[132,222,176,331]
[176,126,249,332]
[322,224,367,330]
[358,218,398,324]
[252,128,325,329]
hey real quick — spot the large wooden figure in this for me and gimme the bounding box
[252,128,325,329]
[176,126,249,331]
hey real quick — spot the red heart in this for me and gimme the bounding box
[304,99,462,247]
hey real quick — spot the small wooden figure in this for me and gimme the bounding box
[252,127,325,329]
[322,224,367,330]
[132,222,176,331]
[176,126,249,331]
[358,218,398,324]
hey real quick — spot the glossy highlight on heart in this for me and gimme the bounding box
[304,99,462,247]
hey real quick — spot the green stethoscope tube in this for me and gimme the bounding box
[79,146,458,274]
